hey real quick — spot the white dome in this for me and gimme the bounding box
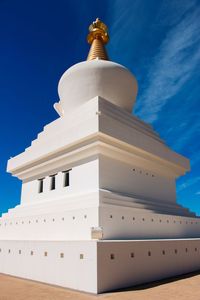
[58,59,138,115]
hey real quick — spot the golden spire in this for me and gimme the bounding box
[87,18,109,61]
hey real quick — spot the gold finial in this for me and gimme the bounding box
[87,18,109,44]
[87,18,109,61]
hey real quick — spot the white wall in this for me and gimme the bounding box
[99,204,200,239]
[21,159,99,205]
[99,155,176,203]
[0,239,200,294]
[98,97,189,173]
[97,239,200,293]
[0,206,99,240]
[0,158,100,241]
[0,240,97,293]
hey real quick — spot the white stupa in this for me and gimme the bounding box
[0,19,200,293]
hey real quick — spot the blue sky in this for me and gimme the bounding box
[0,0,200,216]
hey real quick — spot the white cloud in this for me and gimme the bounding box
[177,176,200,192]
[136,5,200,123]
[172,121,200,152]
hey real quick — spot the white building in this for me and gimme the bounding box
[0,19,200,294]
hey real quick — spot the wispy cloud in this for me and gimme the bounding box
[135,5,200,123]
[177,176,200,192]
[172,121,200,152]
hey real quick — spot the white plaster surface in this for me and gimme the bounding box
[0,240,98,293]
[97,239,200,293]
[21,159,99,205]
[58,60,138,114]
[7,97,189,180]
[99,155,176,203]
[0,239,200,293]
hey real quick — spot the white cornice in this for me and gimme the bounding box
[8,133,189,181]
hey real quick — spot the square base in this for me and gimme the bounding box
[0,239,200,293]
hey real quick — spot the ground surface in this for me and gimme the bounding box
[0,272,200,300]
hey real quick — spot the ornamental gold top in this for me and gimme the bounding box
[87,18,109,61]
[87,18,109,44]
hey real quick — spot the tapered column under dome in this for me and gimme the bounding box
[87,18,109,61]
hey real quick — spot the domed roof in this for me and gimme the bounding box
[55,18,138,116]
[58,59,138,115]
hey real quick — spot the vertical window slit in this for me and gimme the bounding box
[50,174,56,190]
[63,170,71,187]
[38,178,44,193]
